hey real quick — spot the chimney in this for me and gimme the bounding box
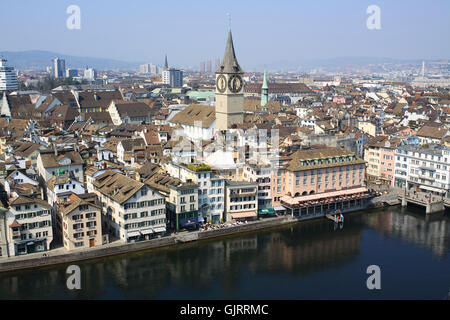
[53,144,58,156]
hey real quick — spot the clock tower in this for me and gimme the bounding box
[215,29,244,131]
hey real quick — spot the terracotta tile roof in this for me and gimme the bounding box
[169,104,215,128]
[93,171,144,204]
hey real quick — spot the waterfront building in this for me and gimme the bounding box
[53,58,66,79]
[225,181,258,222]
[165,162,225,224]
[36,149,84,183]
[272,147,369,217]
[145,173,199,232]
[92,171,167,242]
[6,196,53,256]
[215,29,245,131]
[0,58,19,91]
[365,137,401,186]
[56,194,103,251]
[393,145,450,197]
[0,206,8,258]
[242,162,272,210]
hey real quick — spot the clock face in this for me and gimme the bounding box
[216,75,227,93]
[228,74,243,93]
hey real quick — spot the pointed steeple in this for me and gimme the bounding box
[216,30,243,74]
[0,91,11,119]
[164,54,168,70]
[262,70,268,89]
[261,70,268,107]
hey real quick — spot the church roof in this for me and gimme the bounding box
[216,30,243,74]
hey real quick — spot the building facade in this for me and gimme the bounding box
[0,58,19,91]
[394,145,450,197]
[93,171,167,242]
[6,197,53,256]
[57,198,103,251]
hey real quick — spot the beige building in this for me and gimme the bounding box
[93,171,167,242]
[357,121,377,137]
[57,195,103,250]
[145,173,199,232]
[225,181,258,222]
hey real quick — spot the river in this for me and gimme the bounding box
[0,206,449,299]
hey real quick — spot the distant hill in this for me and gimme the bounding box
[0,50,142,71]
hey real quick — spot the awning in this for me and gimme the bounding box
[258,208,275,214]
[231,211,257,219]
[140,229,154,235]
[180,219,197,227]
[153,226,166,233]
[419,185,446,193]
[127,231,140,237]
[274,206,286,211]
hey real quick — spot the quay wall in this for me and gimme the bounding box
[0,200,398,273]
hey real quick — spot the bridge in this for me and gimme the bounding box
[398,190,446,214]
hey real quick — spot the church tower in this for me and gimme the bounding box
[215,29,244,131]
[261,70,268,107]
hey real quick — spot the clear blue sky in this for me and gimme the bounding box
[1,0,449,68]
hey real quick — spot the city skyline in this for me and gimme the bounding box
[1,0,449,70]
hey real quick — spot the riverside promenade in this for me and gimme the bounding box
[0,215,298,273]
[0,190,403,273]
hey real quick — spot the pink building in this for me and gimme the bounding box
[272,147,366,207]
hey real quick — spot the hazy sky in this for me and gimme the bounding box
[1,0,449,68]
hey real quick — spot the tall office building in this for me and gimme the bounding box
[66,68,78,78]
[0,58,19,91]
[162,55,183,87]
[206,60,212,73]
[200,61,205,73]
[83,68,97,81]
[53,58,66,79]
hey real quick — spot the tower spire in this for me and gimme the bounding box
[216,28,243,74]
[261,70,268,107]
[164,54,168,70]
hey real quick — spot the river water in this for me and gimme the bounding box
[0,206,449,299]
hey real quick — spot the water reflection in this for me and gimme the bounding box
[366,208,450,259]
[0,207,449,299]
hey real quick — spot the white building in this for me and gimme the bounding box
[6,196,53,256]
[394,145,450,198]
[93,171,167,242]
[0,58,19,91]
[162,68,183,87]
[165,162,225,224]
[83,68,97,82]
[53,58,66,79]
[242,162,272,210]
[46,174,86,205]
